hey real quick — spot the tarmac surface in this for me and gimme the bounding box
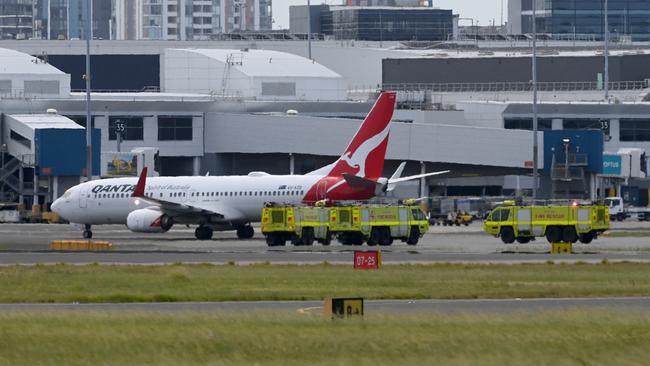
[1,221,650,265]
[2,297,650,314]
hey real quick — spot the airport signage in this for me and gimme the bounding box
[602,154,622,176]
[354,250,382,269]
[324,297,364,319]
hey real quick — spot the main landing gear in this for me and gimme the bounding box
[195,225,213,240]
[82,224,92,239]
[236,225,254,239]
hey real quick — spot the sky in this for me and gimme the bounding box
[272,0,506,30]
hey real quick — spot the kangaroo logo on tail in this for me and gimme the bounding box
[326,92,396,180]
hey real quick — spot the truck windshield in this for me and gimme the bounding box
[488,209,501,221]
[411,209,426,220]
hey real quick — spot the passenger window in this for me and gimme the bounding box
[500,209,510,221]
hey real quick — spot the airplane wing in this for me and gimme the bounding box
[131,167,245,221]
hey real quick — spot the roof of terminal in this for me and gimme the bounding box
[0,48,66,75]
[171,48,343,78]
[9,114,83,130]
[390,48,650,59]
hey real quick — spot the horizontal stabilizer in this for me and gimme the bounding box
[342,173,379,189]
[388,170,450,185]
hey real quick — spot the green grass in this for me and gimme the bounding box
[0,311,649,365]
[2,262,650,303]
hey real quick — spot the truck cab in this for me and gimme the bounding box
[604,197,627,221]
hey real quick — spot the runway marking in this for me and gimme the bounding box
[297,306,322,315]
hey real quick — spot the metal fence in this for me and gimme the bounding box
[383,80,649,93]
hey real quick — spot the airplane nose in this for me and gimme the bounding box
[51,198,61,213]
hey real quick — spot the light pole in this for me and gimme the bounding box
[532,0,539,202]
[307,0,312,60]
[604,0,610,103]
[563,138,571,180]
[85,0,92,181]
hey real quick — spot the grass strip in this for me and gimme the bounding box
[2,262,650,303]
[0,311,649,366]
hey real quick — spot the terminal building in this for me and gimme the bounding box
[2,39,650,208]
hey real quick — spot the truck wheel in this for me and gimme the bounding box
[368,227,381,246]
[579,232,594,244]
[516,237,530,244]
[321,230,332,246]
[302,227,315,246]
[353,233,364,246]
[266,233,276,246]
[500,227,515,244]
[406,226,420,245]
[545,227,561,243]
[562,227,578,243]
[617,213,625,221]
[379,227,391,246]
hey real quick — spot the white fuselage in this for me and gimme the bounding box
[53,174,323,225]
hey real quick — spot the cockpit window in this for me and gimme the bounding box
[63,190,72,199]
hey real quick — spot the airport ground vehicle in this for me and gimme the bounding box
[483,202,609,244]
[329,204,428,246]
[260,203,428,246]
[605,197,650,221]
[261,204,331,246]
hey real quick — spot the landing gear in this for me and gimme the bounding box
[195,226,213,240]
[236,225,254,239]
[82,224,92,239]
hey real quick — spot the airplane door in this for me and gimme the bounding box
[189,189,197,203]
[79,186,89,208]
[317,181,328,200]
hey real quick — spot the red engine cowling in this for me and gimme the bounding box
[126,208,173,233]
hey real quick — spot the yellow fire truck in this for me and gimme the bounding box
[329,204,429,246]
[261,205,331,246]
[483,202,609,244]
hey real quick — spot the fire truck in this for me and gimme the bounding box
[260,202,429,246]
[483,201,609,244]
[328,203,429,246]
[261,204,331,246]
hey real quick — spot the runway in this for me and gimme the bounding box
[2,221,650,265]
[2,297,650,313]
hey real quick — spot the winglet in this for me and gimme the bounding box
[132,167,148,197]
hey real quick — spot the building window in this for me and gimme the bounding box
[109,117,144,141]
[563,118,610,136]
[503,118,552,131]
[0,80,11,94]
[620,119,650,142]
[158,116,193,141]
[10,130,30,148]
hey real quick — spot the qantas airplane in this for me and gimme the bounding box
[51,91,448,240]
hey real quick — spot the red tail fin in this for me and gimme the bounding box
[326,91,396,179]
[132,167,148,197]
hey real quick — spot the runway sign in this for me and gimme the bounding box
[354,250,382,269]
[324,297,364,319]
[551,242,573,254]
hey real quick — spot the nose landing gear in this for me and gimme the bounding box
[82,224,92,239]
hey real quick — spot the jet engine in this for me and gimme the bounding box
[126,208,173,233]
